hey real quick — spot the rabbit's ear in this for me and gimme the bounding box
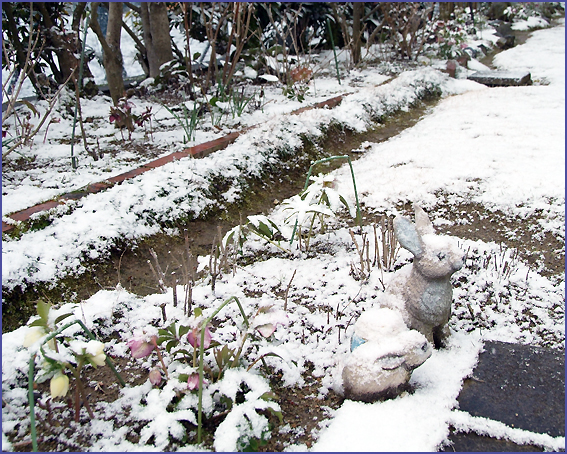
[413,204,435,236]
[394,215,424,257]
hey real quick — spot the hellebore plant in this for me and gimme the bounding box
[49,371,70,398]
[47,339,109,421]
[282,172,352,252]
[127,334,169,383]
[109,98,136,139]
[24,301,125,451]
[124,297,289,447]
[109,98,154,141]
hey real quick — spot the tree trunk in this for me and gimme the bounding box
[35,3,82,85]
[71,2,98,97]
[105,2,125,104]
[140,2,174,78]
[439,2,455,21]
[2,3,42,95]
[90,2,125,104]
[352,2,364,65]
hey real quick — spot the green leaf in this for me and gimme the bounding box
[29,318,48,328]
[259,352,285,362]
[266,405,284,424]
[157,328,170,337]
[208,340,221,349]
[178,373,189,383]
[179,325,191,337]
[20,99,39,117]
[54,312,73,325]
[257,305,274,314]
[36,301,51,323]
[165,340,177,353]
[260,391,278,401]
[174,348,193,358]
[156,335,170,346]
[194,307,202,318]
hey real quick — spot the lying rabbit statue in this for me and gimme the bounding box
[341,307,432,402]
[381,204,464,348]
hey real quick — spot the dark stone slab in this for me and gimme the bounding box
[440,431,544,452]
[457,341,565,437]
[468,71,532,87]
[441,340,565,452]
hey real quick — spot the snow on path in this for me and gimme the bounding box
[311,333,482,452]
[334,19,564,233]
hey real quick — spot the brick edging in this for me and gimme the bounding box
[2,95,344,233]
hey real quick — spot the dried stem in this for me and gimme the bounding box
[283,270,297,311]
[148,248,168,293]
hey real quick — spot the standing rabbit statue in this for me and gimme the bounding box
[340,204,465,402]
[381,204,465,348]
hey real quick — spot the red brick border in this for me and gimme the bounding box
[2,95,344,233]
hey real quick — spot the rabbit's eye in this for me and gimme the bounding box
[437,252,446,261]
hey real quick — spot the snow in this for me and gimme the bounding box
[313,332,483,452]
[2,14,565,454]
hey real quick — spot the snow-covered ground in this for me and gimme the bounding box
[310,20,565,452]
[2,15,565,453]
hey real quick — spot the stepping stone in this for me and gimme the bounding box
[441,340,565,452]
[468,70,532,86]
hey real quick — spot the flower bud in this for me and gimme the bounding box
[187,373,201,390]
[90,352,107,367]
[50,372,69,398]
[23,326,46,348]
[187,326,212,349]
[86,341,106,366]
[254,308,289,338]
[127,337,155,359]
[255,323,277,338]
[149,368,162,387]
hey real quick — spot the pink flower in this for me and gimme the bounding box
[187,373,201,390]
[255,323,278,338]
[187,326,212,349]
[254,308,289,338]
[149,367,162,386]
[127,336,155,359]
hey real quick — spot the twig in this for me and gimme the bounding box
[148,248,168,293]
[283,270,297,311]
[172,274,178,307]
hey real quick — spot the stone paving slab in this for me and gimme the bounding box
[468,70,533,86]
[441,340,565,451]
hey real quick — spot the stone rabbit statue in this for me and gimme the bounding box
[381,204,464,348]
[341,307,432,402]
